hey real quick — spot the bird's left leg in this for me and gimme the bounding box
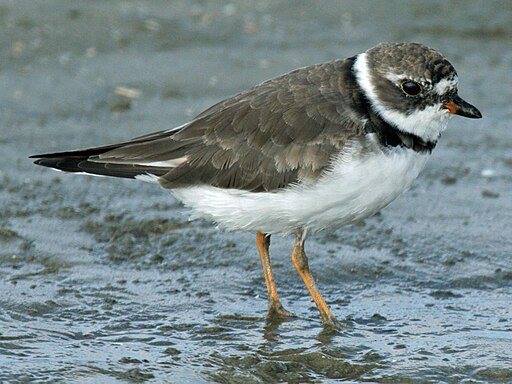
[291,230,339,327]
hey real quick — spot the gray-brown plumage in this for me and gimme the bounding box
[32,43,469,194]
[33,58,368,192]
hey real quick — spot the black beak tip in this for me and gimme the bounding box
[464,105,482,119]
[472,108,483,119]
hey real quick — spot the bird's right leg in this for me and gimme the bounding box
[256,232,294,320]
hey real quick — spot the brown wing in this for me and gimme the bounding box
[32,58,366,192]
[159,59,365,191]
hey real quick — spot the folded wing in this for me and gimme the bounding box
[31,59,364,192]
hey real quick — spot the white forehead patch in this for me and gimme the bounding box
[434,76,458,95]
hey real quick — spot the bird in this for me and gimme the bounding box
[31,42,482,327]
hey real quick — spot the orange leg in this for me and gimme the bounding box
[256,232,294,320]
[291,232,340,327]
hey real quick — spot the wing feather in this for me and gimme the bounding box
[32,58,366,191]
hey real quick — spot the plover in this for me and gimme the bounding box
[31,42,482,327]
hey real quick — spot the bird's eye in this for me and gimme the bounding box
[400,81,422,96]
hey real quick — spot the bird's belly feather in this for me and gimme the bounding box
[171,147,429,235]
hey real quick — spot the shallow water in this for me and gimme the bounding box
[1,0,511,382]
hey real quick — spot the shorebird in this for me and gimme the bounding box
[31,42,481,326]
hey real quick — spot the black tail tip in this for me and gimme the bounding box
[31,157,59,168]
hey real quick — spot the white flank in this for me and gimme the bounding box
[46,168,110,178]
[136,157,187,168]
[171,139,429,235]
[49,166,163,184]
[354,52,452,142]
[134,173,161,183]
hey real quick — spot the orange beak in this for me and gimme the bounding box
[443,95,482,119]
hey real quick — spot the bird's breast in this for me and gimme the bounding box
[291,145,430,232]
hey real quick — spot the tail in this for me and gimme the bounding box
[30,128,189,180]
[30,146,170,180]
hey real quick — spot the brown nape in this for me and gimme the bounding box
[256,232,294,320]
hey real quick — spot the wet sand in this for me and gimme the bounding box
[1,0,511,382]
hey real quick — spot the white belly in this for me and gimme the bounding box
[171,146,429,235]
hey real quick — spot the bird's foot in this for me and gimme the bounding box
[321,313,351,330]
[266,304,295,321]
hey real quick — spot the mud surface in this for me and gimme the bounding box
[1,1,511,382]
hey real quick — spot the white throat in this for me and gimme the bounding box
[353,52,451,143]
